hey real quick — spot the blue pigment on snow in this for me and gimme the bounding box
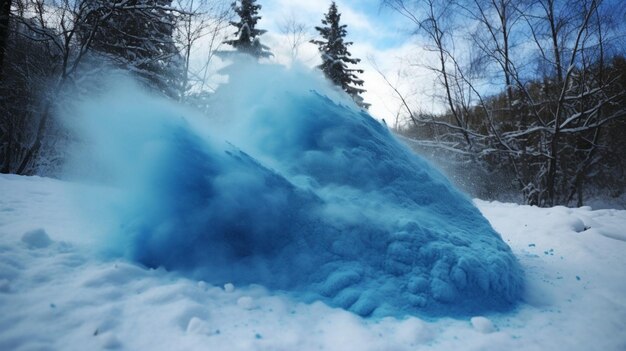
[71,63,524,318]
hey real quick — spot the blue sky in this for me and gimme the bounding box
[207,0,626,124]
[251,0,428,121]
[260,0,411,49]
[193,0,424,122]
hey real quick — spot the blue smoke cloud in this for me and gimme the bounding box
[66,62,523,318]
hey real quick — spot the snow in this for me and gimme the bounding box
[0,63,624,349]
[21,228,53,249]
[470,316,495,333]
[61,63,522,318]
[224,283,235,293]
[1,174,626,350]
[237,296,256,310]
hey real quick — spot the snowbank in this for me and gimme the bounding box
[1,175,625,350]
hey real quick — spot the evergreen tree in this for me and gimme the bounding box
[81,0,183,98]
[311,2,368,108]
[223,0,272,59]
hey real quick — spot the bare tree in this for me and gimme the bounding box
[4,0,111,174]
[0,15,57,173]
[175,0,231,101]
[0,0,189,174]
[277,11,309,64]
[513,0,626,205]
[383,0,626,206]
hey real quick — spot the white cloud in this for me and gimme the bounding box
[349,40,443,123]
[191,0,442,122]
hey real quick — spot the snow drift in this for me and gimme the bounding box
[65,62,523,318]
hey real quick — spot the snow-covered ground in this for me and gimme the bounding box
[1,173,625,351]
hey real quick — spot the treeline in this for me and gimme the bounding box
[0,0,367,175]
[384,0,626,207]
[0,0,231,175]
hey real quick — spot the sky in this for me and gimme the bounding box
[262,0,408,49]
[248,0,626,124]
[258,0,436,123]
[193,0,438,124]
[187,0,626,125]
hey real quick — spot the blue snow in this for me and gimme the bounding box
[67,62,524,318]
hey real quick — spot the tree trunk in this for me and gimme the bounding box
[545,0,562,207]
[1,123,12,173]
[16,103,51,175]
[0,0,11,79]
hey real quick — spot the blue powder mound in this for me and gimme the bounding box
[70,64,523,318]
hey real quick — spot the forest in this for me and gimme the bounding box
[1,0,625,207]
[1,2,626,349]
[384,0,626,207]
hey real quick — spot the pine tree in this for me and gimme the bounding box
[223,0,272,59]
[311,2,368,109]
[81,0,183,98]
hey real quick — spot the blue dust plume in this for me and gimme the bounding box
[68,63,523,318]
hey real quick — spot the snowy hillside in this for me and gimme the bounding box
[1,174,625,350]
